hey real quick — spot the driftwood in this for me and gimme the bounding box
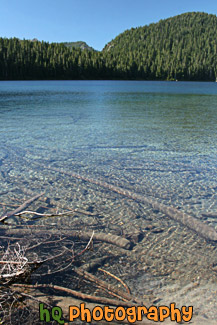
[21,188,98,216]
[43,166,217,242]
[14,207,99,219]
[11,286,154,325]
[12,283,137,308]
[80,231,131,249]
[74,268,141,304]
[14,209,76,218]
[98,268,131,295]
[5,228,131,250]
[0,192,44,222]
[0,238,76,284]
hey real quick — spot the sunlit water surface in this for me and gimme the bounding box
[0,81,217,323]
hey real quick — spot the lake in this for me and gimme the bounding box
[0,80,217,323]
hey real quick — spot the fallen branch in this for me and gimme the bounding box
[0,192,45,222]
[0,243,29,283]
[82,231,131,249]
[0,235,76,284]
[5,229,131,249]
[20,189,99,217]
[12,283,138,308]
[43,166,217,242]
[98,268,131,295]
[14,207,98,218]
[74,268,141,304]
[14,209,76,218]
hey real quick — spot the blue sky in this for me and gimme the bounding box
[0,0,217,50]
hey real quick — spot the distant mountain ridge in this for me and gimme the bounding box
[62,41,95,51]
[29,39,95,51]
[0,12,217,80]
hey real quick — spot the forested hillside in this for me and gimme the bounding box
[103,12,217,80]
[0,38,108,80]
[0,12,217,80]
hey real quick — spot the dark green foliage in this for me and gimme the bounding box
[0,12,217,80]
[62,41,95,51]
[0,38,107,80]
[102,12,217,81]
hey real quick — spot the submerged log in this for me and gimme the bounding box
[5,228,131,249]
[44,166,217,242]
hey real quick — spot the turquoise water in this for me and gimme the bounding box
[0,81,217,219]
[0,81,217,323]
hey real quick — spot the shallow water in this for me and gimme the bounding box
[0,80,217,323]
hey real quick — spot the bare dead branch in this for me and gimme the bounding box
[74,268,141,304]
[98,268,131,295]
[14,209,76,218]
[12,283,138,308]
[0,192,45,222]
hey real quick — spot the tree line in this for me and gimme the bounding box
[0,12,217,81]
